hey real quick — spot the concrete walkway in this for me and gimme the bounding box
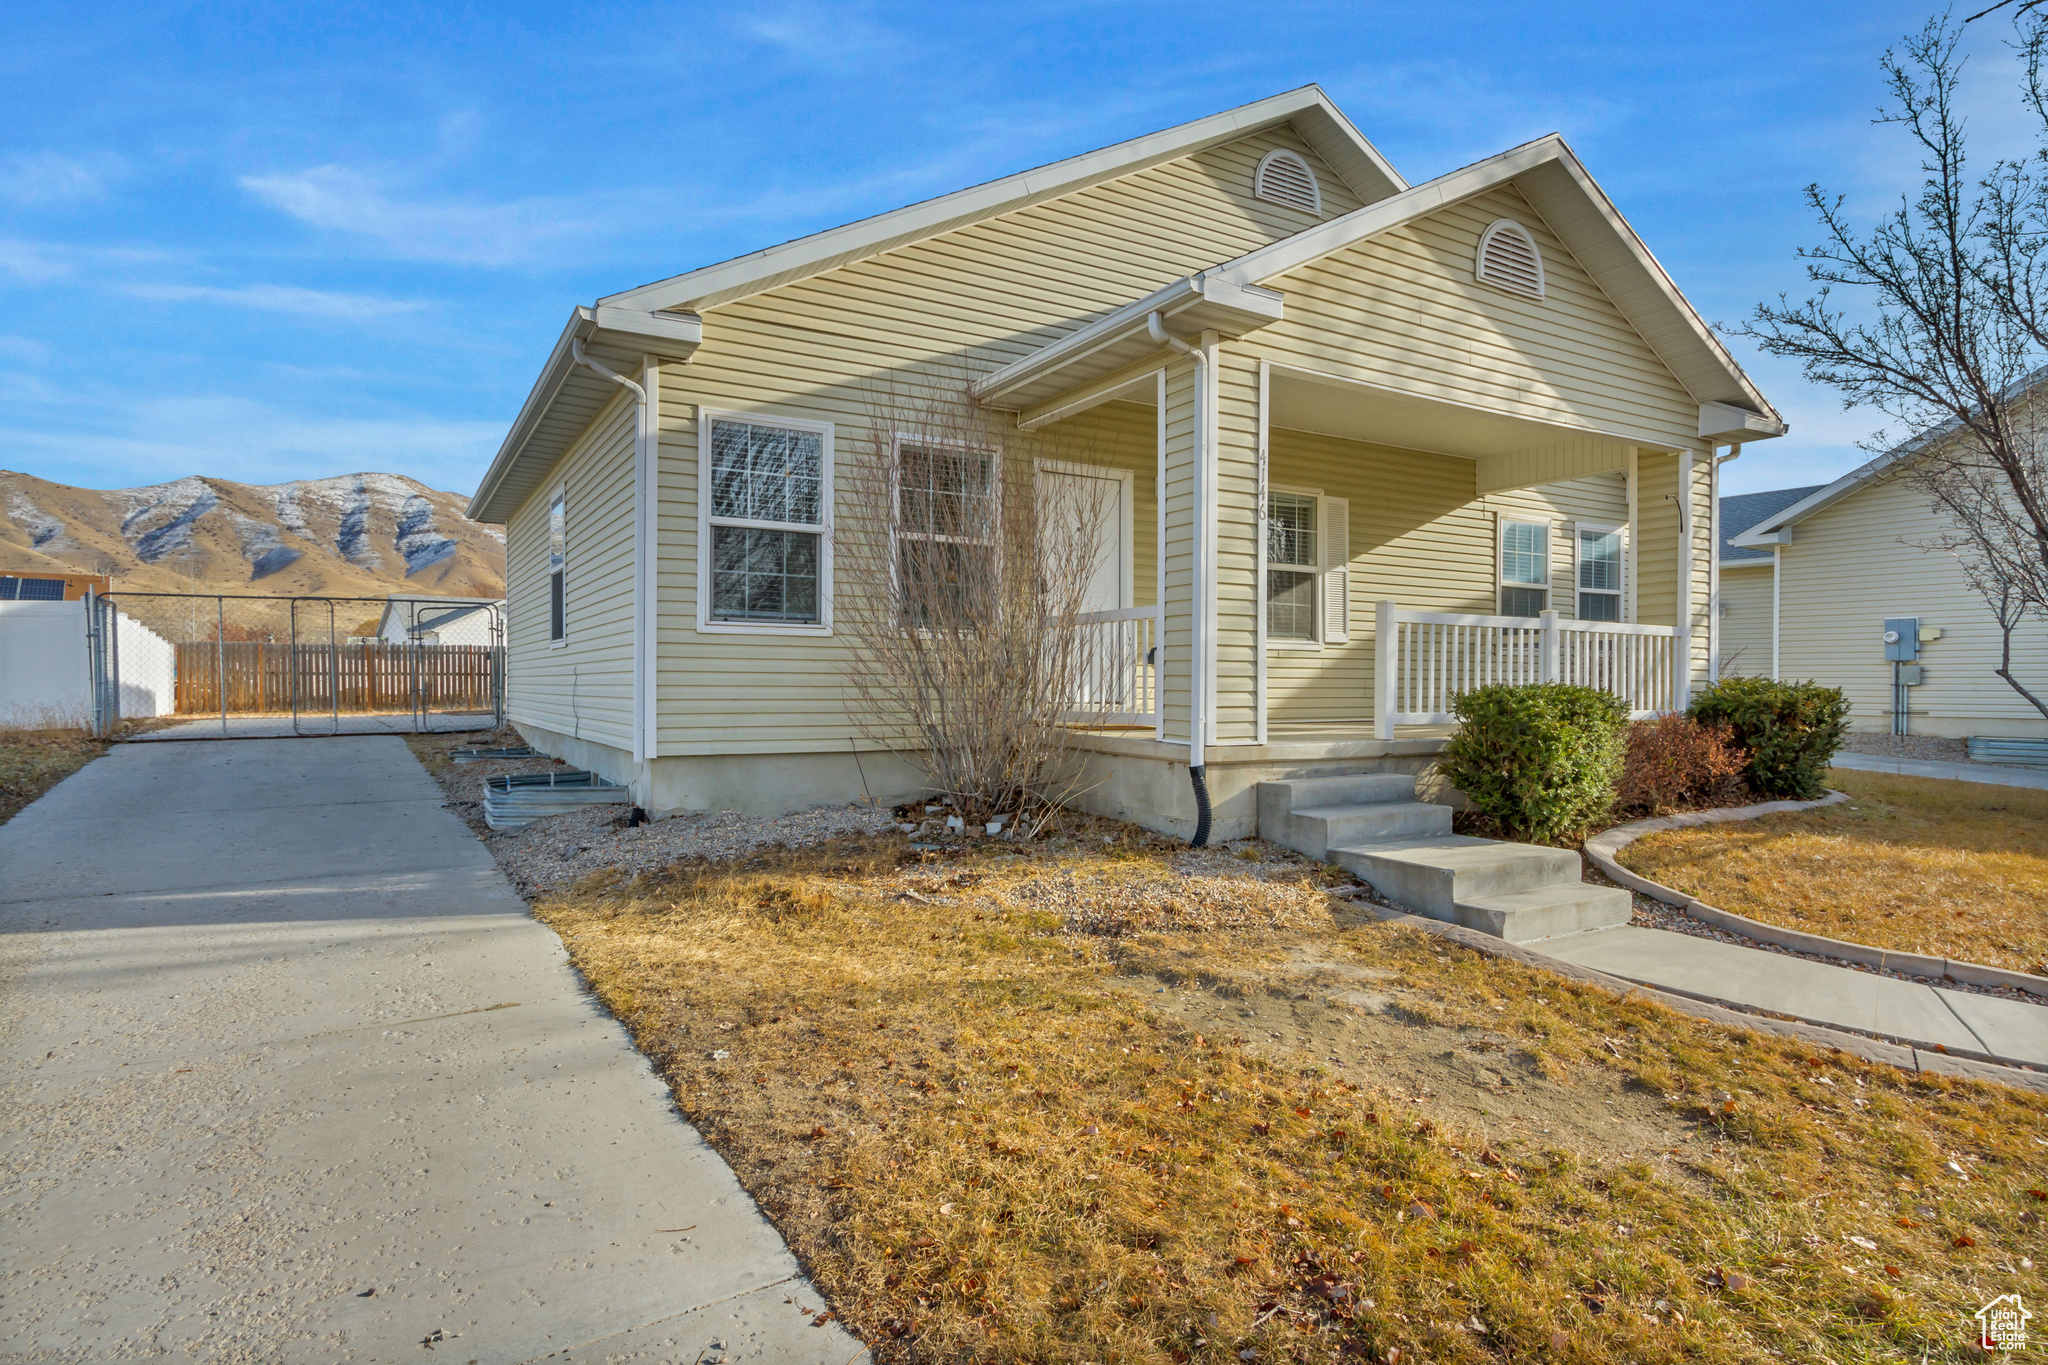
[1543,926,2048,1069]
[1832,750,2048,790]
[0,738,864,1364]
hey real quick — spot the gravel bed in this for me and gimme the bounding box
[489,802,901,894]
[1619,884,2042,1004]
[1838,733,1970,763]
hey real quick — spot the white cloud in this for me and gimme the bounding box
[239,164,595,266]
[736,3,908,72]
[0,239,71,282]
[0,152,119,205]
[125,282,426,320]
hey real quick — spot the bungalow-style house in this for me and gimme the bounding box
[1729,460,2048,740]
[467,86,1786,839]
[1714,486,1819,678]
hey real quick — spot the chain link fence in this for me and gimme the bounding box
[87,592,504,740]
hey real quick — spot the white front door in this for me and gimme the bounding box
[1037,465,1127,612]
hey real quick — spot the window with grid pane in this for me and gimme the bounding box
[894,440,996,628]
[1266,491,1319,641]
[708,417,825,624]
[1499,519,1548,617]
[1578,526,1622,622]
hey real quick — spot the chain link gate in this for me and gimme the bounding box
[86,591,505,740]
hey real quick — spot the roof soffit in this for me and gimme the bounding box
[600,87,1405,317]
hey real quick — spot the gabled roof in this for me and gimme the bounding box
[1719,486,1821,563]
[600,85,1405,316]
[470,87,1404,522]
[974,134,1783,433]
[1729,363,2048,549]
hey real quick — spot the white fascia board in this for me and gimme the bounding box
[970,275,1284,409]
[1728,526,1794,548]
[467,305,700,523]
[1728,445,1916,547]
[599,86,1403,317]
[1699,401,1787,442]
[1209,134,1781,425]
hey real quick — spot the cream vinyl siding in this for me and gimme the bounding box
[1777,476,2048,736]
[1212,346,1263,742]
[504,388,637,749]
[1718,562,1773,677]
[1634,451,1680,629]
[1262,426,1630,724]
[647,125,1360,756]
[1253,184,1699,451]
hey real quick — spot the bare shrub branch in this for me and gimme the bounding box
[836,365,1126,826]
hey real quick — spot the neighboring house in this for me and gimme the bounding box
[374,595,503,648]
[0,573,109,602]
[1729,457,2048,739]
[467,85,1788,837]
[1714,486,1820,678]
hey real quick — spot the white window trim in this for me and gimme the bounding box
[1253,148,1323,216]
[695,407,835,636]
[1573,520,1625,623]
[1475,218,1547,300]
[1266,482,1323,651]
[888,432,1004,629]
[1034,457,1133,611]
[1497,515,1551,617]
[547,482,568,649]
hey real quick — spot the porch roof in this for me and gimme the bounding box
[972,134,1784,447]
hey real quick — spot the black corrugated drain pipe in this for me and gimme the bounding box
[1188,764,1212,848]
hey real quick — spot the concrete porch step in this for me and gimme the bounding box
[1278,801,1453,860]
[1329,835,1582,921]
[1453,883,1632,944]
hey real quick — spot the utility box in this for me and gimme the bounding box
[1899,664,1925,686]
[1883,617,1920,662]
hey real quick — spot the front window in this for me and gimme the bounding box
[894,440,997,629]
[708,417,825,624]
[547,494,566,642]
[1578,526,1622,622]
[1266,491,1318,641]
[1499,519,1548,617]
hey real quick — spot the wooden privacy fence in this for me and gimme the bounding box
[174,642,498,715]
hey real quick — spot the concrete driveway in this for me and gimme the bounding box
[0,737,865,1364]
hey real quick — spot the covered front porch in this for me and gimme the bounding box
[1002,349,1709,840]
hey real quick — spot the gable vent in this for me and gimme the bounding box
[1476,219,1545,299]
[1254,149,1322,215]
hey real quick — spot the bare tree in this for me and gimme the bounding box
[836,365,1125,828]
[1739,14,2048,720]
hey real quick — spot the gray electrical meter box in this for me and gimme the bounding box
[1883,617,1920,662]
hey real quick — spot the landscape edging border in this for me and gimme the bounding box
[1582,793,2048,1000]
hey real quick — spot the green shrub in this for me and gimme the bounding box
[1687,677,1850,799]
[1438,683,1628,844]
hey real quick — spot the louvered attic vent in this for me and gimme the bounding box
[1476,220,1545,299]
[1254,149,1322,215]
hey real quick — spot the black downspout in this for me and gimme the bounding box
[1188,764,1212,848]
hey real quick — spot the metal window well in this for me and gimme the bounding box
[453,745,539,762]
[482,770,630,830]
[1966,736,2048,769]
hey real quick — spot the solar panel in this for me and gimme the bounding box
[0,577,65,600]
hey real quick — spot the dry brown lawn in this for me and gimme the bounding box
[531,822,2048,1364]
[0,727,103,825]
[1619,770,2048,975]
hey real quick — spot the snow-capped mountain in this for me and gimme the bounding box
[0,469,505,602]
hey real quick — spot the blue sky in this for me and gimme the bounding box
[0,1,2034,499]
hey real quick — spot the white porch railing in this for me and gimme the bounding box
[1373,599,1679,738]
[1068,606,1161,726]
